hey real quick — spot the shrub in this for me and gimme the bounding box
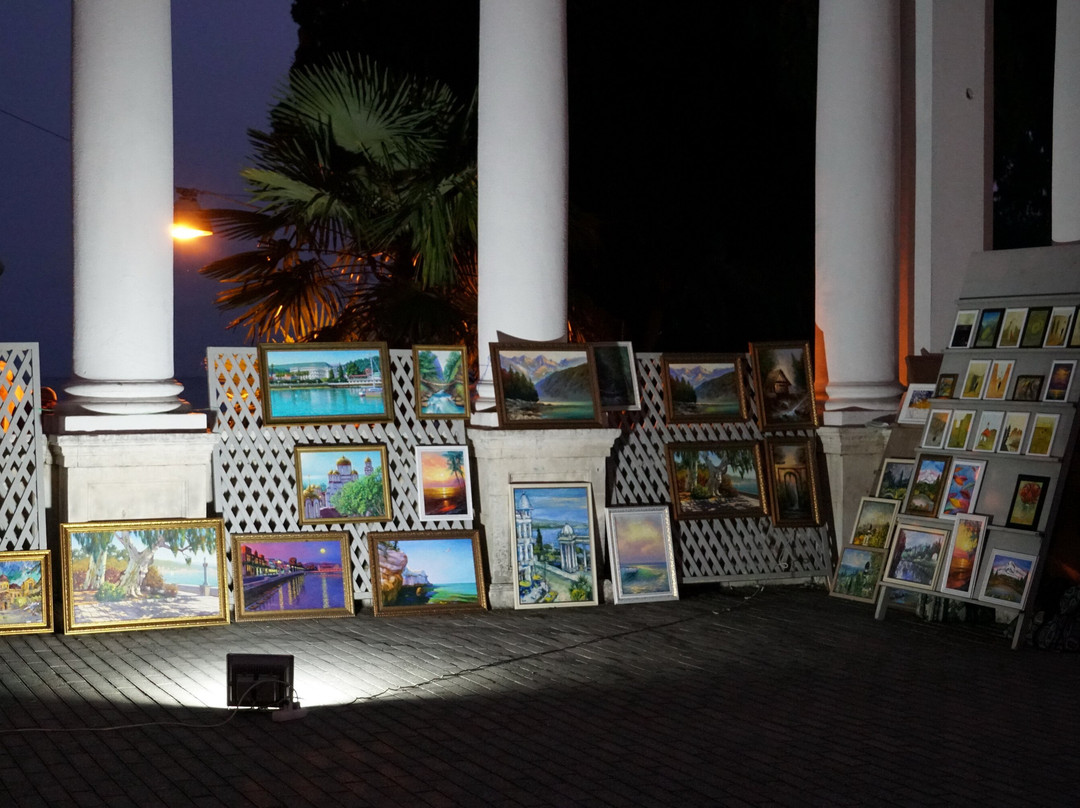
[95,582,126,602]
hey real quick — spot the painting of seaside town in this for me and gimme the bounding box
[606,506,678,604]
[295,446,391,525]
[370,531,487,615]
[232,533,354,621]
[492,345,600,427]
[511,483,598,608]
[60,519,228,634]
[0,551,53,635]
[415,445,473,521]
[413,345,470,418]
[258,342,392,424]
[662,354,747,423]
[666,442,766,519]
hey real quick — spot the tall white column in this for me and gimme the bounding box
[1053,0,1080,244]
[474,0,568,419]
[815,0,904,423]
[68,0,188,419]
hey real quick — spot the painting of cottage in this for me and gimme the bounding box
[750,341,817,429]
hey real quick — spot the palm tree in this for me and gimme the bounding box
[200,55,477,347]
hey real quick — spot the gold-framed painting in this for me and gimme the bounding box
[295,445,392,525]
[412,344,470,419]
[764,436,821,527]
[0,550,53,635]
[490,343,602,428]
[748,341,818,430]
[666,441,767,520]
[369,530,488,616]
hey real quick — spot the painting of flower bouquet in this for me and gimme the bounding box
[1005,475,1050,530]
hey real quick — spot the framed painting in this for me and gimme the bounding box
[971,410,1005,453]
[896,383,936,425]
[903,453,951,517]
[1012,374,1044,402]
[949,309,978,348]
[412,345,470,419]
[0,550,53,635]
[944,409,975,451]
[1020,306,1051,348]
[369,530,488,616]
[875,458,915,500]
[661,353,748,423]
[977,550,1038,609]
[939,513,988,598]
[998,411,1030,454]
[415,445,473,522]
[593,341,642,412]
[997,308,1028,348]
[1005,474,1051,531]
[258,342,392,425]
[882,519,952,592]
[509,483,598,608]
[849,497,900,548]
[959,359,989,399]
[830,546,886,603]
[491,343,601,428]
[1043,359,1076,402]
[1043,306,1075,348]
[295,445,391,525]
[232,533,354,621]
[1070,305,1080,347]
[605,505,679,604]
[938,458,986,517]
[59,518,228,635]
[934,373,958,399]
[972,308,1004,348]
[764,436,821,527]
[666,442,766,520]
[921,409,950,449]
[748,341,818,430]
[1025,412,1059,457]
[983,359,1015,400]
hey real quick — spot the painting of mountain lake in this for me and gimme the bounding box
[413,345,470,418]
[258,342,392,424]
[510,483,598,609]
[492,344,601,427]
[295,446,391,525]
[369,531,487,616]
[666,442,766,520]
[232,533,354,622]
[415,445,474,522]
[662,354,748,423]
[830,546,886,603]
[0,551,53,635]
[882,520,951,592]
[59,518,228,635]
[606,506,679,604]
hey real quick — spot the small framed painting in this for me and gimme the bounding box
[666,442,767,520]
[938,458,986,517]
[491,343,602,428]
[934,373,958,399]
[369,530,488,616]
[949,310,978,348]
[1005,474,1051,531]
[875,458,915,500]
[1024,412,1060,457]
[997,308,1028,348]
[977,549,1037,609]
[896,383,936,425]
[1020,307,1051,348]
[944,409,975,451]
[830,545,886,603]
[1043,360,1076,402]
[0,550,53,635]
[1070,305,1080,347]
[258,342,392,425]
[605,506,679,604]
[232,533,354,621]
[1012,374,1044,402]
[939,513,988,598]
[903,453,951,517]
[972,308,1004,348]
[882,519,952,592]
[921,409,951,449]
[748,341,818,430]
[997,411,1030,454]
[593,341,642,412]
[295,445,391,525]
[971,410,1005,453]
[415,445,474,522]
[764,436,821,527]
[1043,306,1075,348]
[849,497,900,548]
[413,345,470,419]
[661,353,748,423]
[983,360,1014,400]
[959,360,990,399]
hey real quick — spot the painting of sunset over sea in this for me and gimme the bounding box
[415,446,473,522]
[605,506,679,604]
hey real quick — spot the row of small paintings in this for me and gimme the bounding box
[950,305,1080,350]
[921,408,1059,457]
[940,358,1074,403]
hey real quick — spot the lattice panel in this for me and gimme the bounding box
[610,353,831,582]
[0,344,46,551]
[207,347,469,601]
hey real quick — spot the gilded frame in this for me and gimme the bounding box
[764,436,821,527]
[831,545,887,603]
[0,550,53,635]
[369,530,488,616]
[748,341,818,430]
[295,445,392,525]
[412,344,470,419]
[490,343,602,428]
[666,441,767,520]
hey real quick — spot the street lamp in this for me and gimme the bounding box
[172,187,213,240]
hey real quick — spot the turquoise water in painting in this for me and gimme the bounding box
[270,386,386,418]
[429,583,478,604]
[619,562,669,594]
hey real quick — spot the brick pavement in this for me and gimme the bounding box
[0,585,1075,807]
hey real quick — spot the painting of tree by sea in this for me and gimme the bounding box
[232,533,354,621]
[666,442,766,519]
[492,345,601,427]
[416,445,473,521]
[296,446,391,525]
[0,551,53,635]
[369,531,487,615]
[662,354,747,423]
[606,506,678,604]
[413,345,470,418]
[59,519,228,634]
[830,546,885,602]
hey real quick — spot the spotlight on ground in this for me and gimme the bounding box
[226,653,301,718]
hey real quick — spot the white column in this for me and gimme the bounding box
[1053,0,1080,244]
[474,0,568,419]
[68,0,188,418]
[815,0,904,423]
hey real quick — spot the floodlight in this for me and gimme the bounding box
[226,653,294,709]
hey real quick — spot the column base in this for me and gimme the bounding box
[62,378,188,415]
[817,425,892,558]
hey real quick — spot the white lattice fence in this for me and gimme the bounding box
[0,344,47,551]
[207,348,468,600]
[609,353,831,582]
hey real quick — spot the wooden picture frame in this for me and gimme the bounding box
[415,445,474,522]
[830,546,887,603]
[748,341,818,430]
[959,359,990,399]
[1070,305,1080,347]
[666,441,767,520]
[983,359,1015,400]
[939,513,988,598]
[59,518,228,635]
[412,345,470,419]
[1012,374,1044,402]
[1005,474,1051,531]
[369,530,488,616]
[896,383,936,425]
[977,549,1038,609]
[605,505,679,604]
[295,445,391,525]
[997,308,1028,348]
[921,409,951,449]
[849,497,900,548]
[1043,306,1075,348]
[971,410,1005,453]
[944,409,975,451]
[938,458,986,517]
[949,309,978,348]
[661,353,748,423]
[1020,306,1051,348]
[764,436,821,527]
[592,341,642,412]
[509,483,598,608]
[0,550,53,635]
[258,342,392,425]
[998,411,1030,454]
[232,533,354,621]
[882,519,952,592]
[934,373,958,399]
[875,458,915,500]
[491,343,602,428]
[1025,412,1060,457]
[1043,359,1076,402]
[972,308,1004,348]
[902,453,951,517]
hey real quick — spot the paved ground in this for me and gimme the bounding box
[0,585,1075,807]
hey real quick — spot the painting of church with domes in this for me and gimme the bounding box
[295,445,391,525]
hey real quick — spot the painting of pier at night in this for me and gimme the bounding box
[233,533,354,622]
[416,446,473,522]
